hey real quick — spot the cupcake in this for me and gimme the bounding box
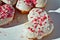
[16,0,34,14]
[1,0,17,5]
[0,4,15,26]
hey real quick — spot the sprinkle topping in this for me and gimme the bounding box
[0,4,15,20]
[32,15,47,28]
[24,0,37,7]
[28,13,47,34]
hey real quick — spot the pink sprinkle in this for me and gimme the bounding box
[38,28,40,29]
[45,22,47,24]
[34,24,38,28]
[38,11,41,14]
[31,29,35,32]
[40,23,42,26]
[31,0,37,5]
[24,0,31,3]
[34,19,37,21]
[37,17,40,19]
[36,9,39,12]
[43,15,47,20]
[28,27,35,32]
[44,22,47,25]
[41,18,43,21]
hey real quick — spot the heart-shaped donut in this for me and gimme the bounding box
[0,8,54,40]
[16,0,47,14]
[22,8,54,40]
[0,4,15,26]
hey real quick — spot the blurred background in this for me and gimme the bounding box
[42,0,60,40]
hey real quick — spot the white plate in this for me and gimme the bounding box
[0,0,60,40]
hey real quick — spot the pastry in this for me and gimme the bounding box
[16,0,33,14]
[0,4,15,26]
[27,8,54,40]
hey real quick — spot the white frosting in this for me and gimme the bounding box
[2,0,17,5]
[16,0,32,11]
